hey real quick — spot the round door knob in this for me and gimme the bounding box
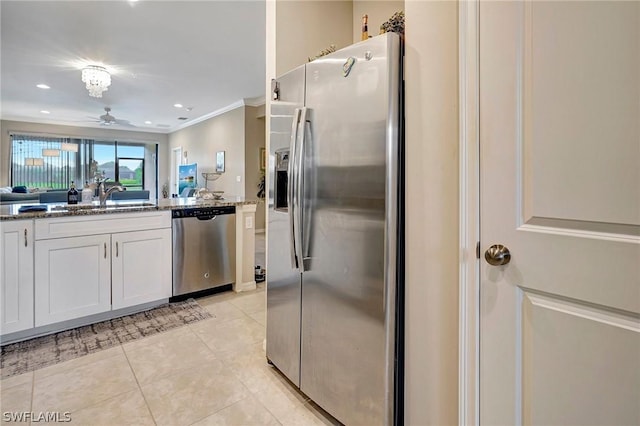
[484,244,511,266]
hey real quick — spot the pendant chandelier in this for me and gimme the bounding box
[81,65,111,98]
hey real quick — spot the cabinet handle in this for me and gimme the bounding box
[116,241,119,257]
[104,242,107,259]
[24,229,28,247]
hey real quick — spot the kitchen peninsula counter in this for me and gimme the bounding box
[0,197,260,343]
[0,197,260,221]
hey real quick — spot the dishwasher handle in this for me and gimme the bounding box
[196,215,217,221]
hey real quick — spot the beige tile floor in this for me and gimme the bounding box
[0,284,339,426]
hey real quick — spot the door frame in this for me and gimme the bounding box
[459,1,480,425]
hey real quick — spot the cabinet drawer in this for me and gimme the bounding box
[35,211,171,240]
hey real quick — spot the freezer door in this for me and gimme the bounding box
[266,65,305,386]
[300,33,401,426]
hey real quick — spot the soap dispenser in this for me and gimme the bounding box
[81,181,93,203]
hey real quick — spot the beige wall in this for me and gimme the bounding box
[352,0,404,43]
[244,106,266,230]
[167,107,246,197]
[0,120,168,198]
[404,1,459,425]
[275,0,353,76]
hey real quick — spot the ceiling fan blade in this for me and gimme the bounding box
[114,119,136,127]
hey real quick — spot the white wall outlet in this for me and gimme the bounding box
[236,175,241,182]
[245,216,253,229]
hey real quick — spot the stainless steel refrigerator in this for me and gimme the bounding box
[267,33,402,426]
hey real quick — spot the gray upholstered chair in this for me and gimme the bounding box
[38,191,68,203]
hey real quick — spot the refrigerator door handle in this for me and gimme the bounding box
[288,108,302,269]
[296,107,309,271]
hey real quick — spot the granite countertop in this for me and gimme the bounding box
[0,197,261,221]
[157,196,260,210]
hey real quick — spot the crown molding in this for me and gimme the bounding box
[171,100,245,133]
[170,96,265,133]
[243,96,266,107]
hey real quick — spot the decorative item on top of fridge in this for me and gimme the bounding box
[308,45,336,62]
[380,10,405,36]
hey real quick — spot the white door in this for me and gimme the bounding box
[480,2,640,425]
[171,147,182,197]
[0,220,34,334]
[35,234,112,326]
[111,228,172,310]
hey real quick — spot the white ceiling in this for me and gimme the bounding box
[0,0,266,134]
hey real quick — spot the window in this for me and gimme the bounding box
[116,144,145,189]
[10,135,78,189]
[10,134,156,195]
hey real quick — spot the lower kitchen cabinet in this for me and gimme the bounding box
[111,228,172,309]
[34,234,111,327]
[2,211,172,337]
[1,220,34,334]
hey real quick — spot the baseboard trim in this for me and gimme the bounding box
[1,299,168,345]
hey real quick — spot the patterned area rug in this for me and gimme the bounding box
[1,299,211,379]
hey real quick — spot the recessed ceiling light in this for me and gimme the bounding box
[144,121,152,125]
[40,110,50,114]
[36,84,50,89]
[174,103,183,108]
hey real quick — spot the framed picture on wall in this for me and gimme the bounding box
[216,151,225,173]
[178,163,197,195]
[260,148,266,171]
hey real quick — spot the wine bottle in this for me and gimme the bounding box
[67,181,79,205]
[361,14,369,41]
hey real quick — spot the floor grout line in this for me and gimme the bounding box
[185,383,251,426]
[121,344,158,426]
[29,370,34,426]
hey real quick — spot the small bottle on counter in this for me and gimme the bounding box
[361,14,369,41]
[81,181,93,203]
[67,181,79,205]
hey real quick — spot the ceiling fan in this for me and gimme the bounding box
[89,107,135,127]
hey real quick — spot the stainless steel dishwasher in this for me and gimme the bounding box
[172,206,236,297]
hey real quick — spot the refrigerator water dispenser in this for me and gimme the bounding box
[274,148,289,212]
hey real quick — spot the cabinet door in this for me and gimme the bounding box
[1,220,34,334]
[111,228,171,310]
[35,234,111,326]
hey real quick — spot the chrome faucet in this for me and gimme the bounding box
[96,178,125,207]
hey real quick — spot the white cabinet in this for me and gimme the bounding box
[34,234,111,326]
[1,220,34,334]
[33,211,172,327]
[112,228,172,309]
